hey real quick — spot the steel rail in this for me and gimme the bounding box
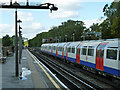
[29,49,102,90]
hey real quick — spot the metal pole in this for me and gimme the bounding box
[15,9,19,77]
[19,25,21,64]
[19,25,22,64]
[27,0,29,6]
[10,0,12,5]
[73,33,74,42]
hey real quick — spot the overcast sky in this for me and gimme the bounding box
[0,0,114,39]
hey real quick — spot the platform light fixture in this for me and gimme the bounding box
[0,0,58,77]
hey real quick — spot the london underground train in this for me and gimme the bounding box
[41,39,120,78]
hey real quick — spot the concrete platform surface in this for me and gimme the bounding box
[1,49,66,89]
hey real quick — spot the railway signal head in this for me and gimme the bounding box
[40,3,58,13]
[49,5,58,13]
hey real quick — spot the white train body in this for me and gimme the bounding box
[41,39,120,77]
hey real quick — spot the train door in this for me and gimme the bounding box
[96,43,108,71]
[66,43,71,60]
[66,47,68,60]
[76,48,80,63]
[64,47,66,58]
[62,44,66,58]
[62,47,64,58]
[56,46,58,56]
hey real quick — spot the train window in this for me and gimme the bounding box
[59,47,61,51]
[88,48,94,56]
[62,48,64,51]
[68,47,71,52]
[97,50,100,57]
[60,47,62,51]
[82,48,86,55]
[101,50,104,58]
[65,47,67,52]
[76,48,80,54]
[72,47,75,53]
[68,47,70,52]
[54,46,55,50]
[67,47,69,52]
[58,47,59,51]
[58,47,60,51]
[107,49,117,60]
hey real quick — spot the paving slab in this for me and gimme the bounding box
[1,49,64,89]
[2,52,34,89]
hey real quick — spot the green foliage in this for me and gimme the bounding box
[2,35,11,46]
[29,1,120,47]
[29,20,85,47]
[102,1,120,38]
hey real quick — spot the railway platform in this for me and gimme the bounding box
[1,49,67,89]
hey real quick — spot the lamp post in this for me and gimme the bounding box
[73,33,75,42]
[65,35,67,42]
[15,9,19,76]
[0,0,58,77]
[15,18,22,76]
[72,29,75,42]
[59,36,61,42]
[18,24,22,64]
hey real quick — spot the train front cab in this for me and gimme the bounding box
[103,40,120,77]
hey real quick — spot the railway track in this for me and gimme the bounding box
[29,48,103,90]
[38,49,120,89]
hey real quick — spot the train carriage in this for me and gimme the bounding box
[79,41,102,69]
[63,42,71,59]
[52,43,59,56]
[48,43,53,55]
[57,43,66,58]
[66,42,80,62]
[103,40,120,77]
[41,38,120,78]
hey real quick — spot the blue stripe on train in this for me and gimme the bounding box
[58,54,62,58]
[104,66,120,77]
[49,53,120,77]
[53,53,56,56]
[80,60,96,68]
[80,60,120,77]
[67,57,120,77]
[67,57,76,62]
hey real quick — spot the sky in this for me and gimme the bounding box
[0,0,116,39]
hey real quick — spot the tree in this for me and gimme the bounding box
[28,20,86,47]
[2,35,11,46]
[102,1,120,38]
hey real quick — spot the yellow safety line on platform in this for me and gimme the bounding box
[27,50,61,89]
